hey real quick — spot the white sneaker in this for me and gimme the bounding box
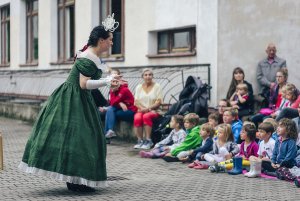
[105,130,117,138]
[140,140,154,150]
[133,140,143,149]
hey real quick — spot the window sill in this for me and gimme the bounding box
[50,61,74,65]
[101,56,124,62]
[0,64,10,68]
[147,51,196,58]
[19,63,38,67]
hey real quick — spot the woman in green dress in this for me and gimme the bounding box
[18,25,117,192]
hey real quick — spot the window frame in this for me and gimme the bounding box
[25,0,39,65]
[0,5,10,67]
[148,27,196,58]
[99,0,124,61]
[57,0,75,64]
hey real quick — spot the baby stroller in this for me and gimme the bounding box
[151,76,210,144]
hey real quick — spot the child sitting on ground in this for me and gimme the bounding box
[163,113,202,162]
[263,118,279,142]
[204,124,239,164]
[262,118,298,173]
[238,124,259,160]
[244,122,276,177]
[207,112,219,141]
[187,123,214,169]
[223,109,243,144]
[139,115,186,158]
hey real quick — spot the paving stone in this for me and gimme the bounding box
[0,117,299,201]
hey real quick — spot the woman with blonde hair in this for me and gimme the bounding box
[133,68,163,149]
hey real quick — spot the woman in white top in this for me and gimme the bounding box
[133,68,163,149]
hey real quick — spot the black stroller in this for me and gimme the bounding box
[151,76,210,144]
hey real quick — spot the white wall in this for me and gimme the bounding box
[217,0,300,101]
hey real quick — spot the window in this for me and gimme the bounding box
[100,0,124,60]
[58,0,75,63]
[157,27,196,55]
[0,5,10,65]
[26,0,39,64]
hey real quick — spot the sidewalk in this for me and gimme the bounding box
[0,117,299,201]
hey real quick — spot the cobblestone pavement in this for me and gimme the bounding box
[0,117,299,201]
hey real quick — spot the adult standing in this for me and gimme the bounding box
[257,43,286,104]
[19,19,119,192]
[133,68,163,150]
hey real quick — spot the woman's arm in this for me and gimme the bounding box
[80,74,117,90]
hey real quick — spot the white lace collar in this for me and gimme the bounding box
[76,49,108,72]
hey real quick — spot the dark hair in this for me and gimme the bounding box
[208,112,219,124]
[243,124,257,141]
[172,115,184,129]
[258,122,274,134]
[278,118,298,140]
[184,113,200,126]
[226,67,245,100]
[87,25,110,47]
[277,67,288,80]
[202,123,215,138]
[74,26,110,61]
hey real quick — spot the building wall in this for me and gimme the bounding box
[1,0,300,107]
[217,0,300,101]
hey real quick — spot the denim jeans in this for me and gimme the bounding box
[104,106,135,133]
[250,113,271,127]
[275,107,299,121]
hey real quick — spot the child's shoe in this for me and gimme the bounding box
[193,163,209,169]
[295,177,300,188]
[228,157,243,175]
[209,165,216,173]
[188,161,201,168]
[139,150,153,158]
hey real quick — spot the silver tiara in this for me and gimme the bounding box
[102,13,119,32]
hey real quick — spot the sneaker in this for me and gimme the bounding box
[140,140,154,150]
[105,130,117,138]
[133,140,143,149]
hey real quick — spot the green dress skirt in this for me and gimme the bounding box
[19,58,107,187]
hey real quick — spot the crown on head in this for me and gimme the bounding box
[102,13,119,32]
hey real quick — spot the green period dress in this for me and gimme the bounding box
[19,58,107,187]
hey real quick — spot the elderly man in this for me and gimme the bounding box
[257,43,286,103]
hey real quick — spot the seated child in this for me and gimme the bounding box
[163,113,202,162]
[229,83,251,119]
[262,118,298,172]
[238,124,259,160]
[207,112,219,141]
[139,115,186,158]
[245,122,276,177]
[223,109,243,144]
[263,118,279,142]
[185,123,214,168]
[203,123,239,163]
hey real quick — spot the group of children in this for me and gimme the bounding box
[138,112,300,187]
